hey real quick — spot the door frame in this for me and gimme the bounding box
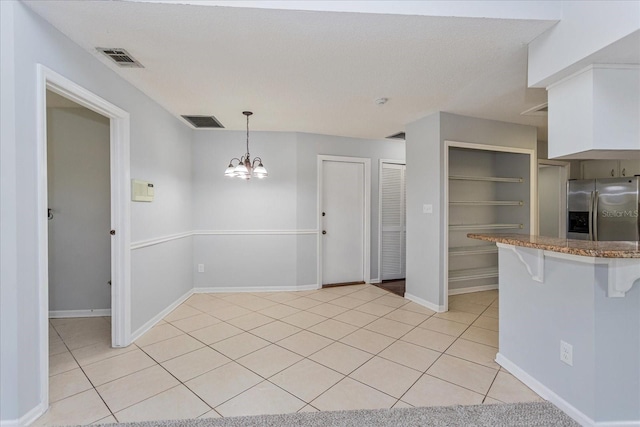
[537,159,571,238]
[317,155,371,287]
[377,159,406,282]
[37,65,131,409]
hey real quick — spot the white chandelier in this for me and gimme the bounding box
[224,111,268,180]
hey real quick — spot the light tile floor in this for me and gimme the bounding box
[40,286,543,425]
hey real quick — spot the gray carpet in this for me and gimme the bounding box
[94,402,578,426]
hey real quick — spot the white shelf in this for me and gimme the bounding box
[449,200,523,206]
[449,223,523,231]
[449,245,498,256]
[449,266,499,282]
[449,175,523,183]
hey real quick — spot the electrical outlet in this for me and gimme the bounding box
[423,204,433,214]
[197,264,205,273]
[560,340,573,366]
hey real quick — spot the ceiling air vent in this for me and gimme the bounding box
[181,115,225,129]
[521,103,548,116]
[386,132,406,140]
[97,48,144,68]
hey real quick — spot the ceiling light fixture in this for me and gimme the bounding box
[224,111,268,180]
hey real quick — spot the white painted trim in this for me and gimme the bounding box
[49,309,111,318]
[317,155,371,287]
[194,229,319,236]
[546,64,640,91]
[194,284,320,294]
[131,231,192,250]
[0,401,48,427]
[368,278,381,284]
[444,140,536,312]
[36,65,132,424]
[404,292,446,313]
[377,159,406,282]
[448,284,498,295]
[130,289,194,343]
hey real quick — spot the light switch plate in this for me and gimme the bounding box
[131,179,154,202]
[423,204,433,214]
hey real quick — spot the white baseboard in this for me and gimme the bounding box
[404,292,445,313]
[448,284,498,296]
[0,400,47,427]
[48,309,111,318]
[194,284,320,293]
[130,289,194,343]
[496,353,639,427]
[368,278,381,284]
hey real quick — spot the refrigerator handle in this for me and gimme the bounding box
[588,191,594,241]
[593,190,599,241]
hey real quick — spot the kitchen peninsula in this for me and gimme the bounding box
[468,233,640,426]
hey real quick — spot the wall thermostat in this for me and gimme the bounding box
[131,179,154,202]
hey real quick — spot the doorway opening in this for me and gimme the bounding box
[538,160,570,238]
[317,155,371,288]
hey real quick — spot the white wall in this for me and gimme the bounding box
[47,106,112,313]
[0,1,193,421]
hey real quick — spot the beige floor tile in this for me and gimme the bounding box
[249,321,302,343]
[339,329,395,355]
[188,322,243,345]
[306,303,349,318]
[209,304,253,321]
[322,285,366,296]
[448,300,488,315]
[49,351,79,376]
[236,344,303,378]
[96,365,179,413]
[49,339,69,357]
[363,318,414,339]
[270,359,344,402]
[378,340,440,372]
[333,310,378,327]
[183,294,214,307]
[198,410,221,418]
[226,312,274,331]
[32,389,110,427]
[309,342,373,375]
[305,291,342,303]
[373,295,409,308]
[472,315,499,332]
[383,309,431,326]
[114,385,210,422]
[460,326,499,347]
[63,330,111,351]
[426,354,498,394]
[141,334,204,363]
[419,317,469,337]
[277,331,333,357]
[400,327,456,352]
[135,323,184,347]
[348,290,385,302]
[483,396,504,404]
[445,338,499,370]
[402,374,484,407]
[283,297,324,310]
[161,347,231,382]
[483,306,499,319]
[186,297,231,314]
[262,292,302,303]
[280,311,326,329]
[53,318,109,339]
[83,348,156,386]
[71,341,138,367]
[49,368,93,403]
[311,377,396,411]
[93,415,117,424]
[257,304,301,320]
[393,400,414,408]
[452,290,498,306]
[232,297,278,312]
[434,310,479,325]
[216,381,305,416]
[487,371,543,403]
[350,356,421,398]
[164,304,202,322]
[400,302,436,316]
[170,313,220,333]
[210,332,270,360]
[298,405,319,413]
[307,319,358,340]
[329,296,368,309]
[186,362,262,408]
[355,302,396,317]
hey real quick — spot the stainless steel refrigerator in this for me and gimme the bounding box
[567,177,640,241]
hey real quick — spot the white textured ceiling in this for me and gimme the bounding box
[25,1,557,140]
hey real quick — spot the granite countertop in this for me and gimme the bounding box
[467,233,640,258]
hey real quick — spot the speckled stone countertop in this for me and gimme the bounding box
[467,233,640,258]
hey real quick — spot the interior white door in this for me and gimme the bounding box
[381,163,406,280]
[322,160,365,285]
[538,164,564,238]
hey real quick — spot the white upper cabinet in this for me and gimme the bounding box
[619,160,640,178]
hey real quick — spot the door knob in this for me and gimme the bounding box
[322,230,327,235]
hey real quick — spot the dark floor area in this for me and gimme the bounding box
[375,280,405,297]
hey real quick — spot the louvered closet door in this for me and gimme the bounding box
[381,163,406,280]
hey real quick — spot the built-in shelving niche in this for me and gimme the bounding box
[447,144,532,296]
